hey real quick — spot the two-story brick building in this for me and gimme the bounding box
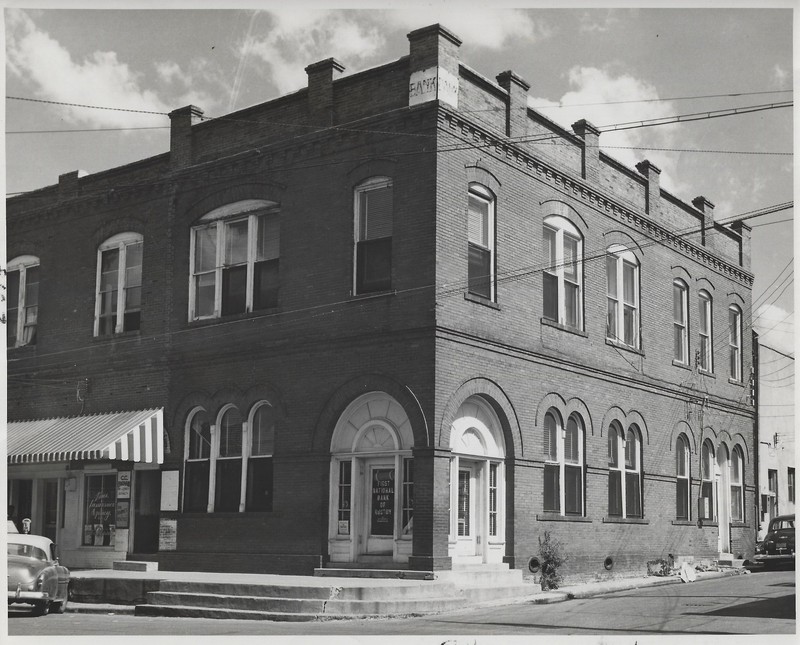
[6,24,756,578]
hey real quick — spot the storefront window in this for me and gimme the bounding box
[83,474,117,546]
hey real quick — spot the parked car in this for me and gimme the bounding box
[7,533,70,615]
[753,514,795,568]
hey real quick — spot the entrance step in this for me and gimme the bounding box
[113,560,158,572]
[315,568,435,580]
[716,557,746,568]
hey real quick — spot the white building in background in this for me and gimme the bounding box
[756,341,795,538]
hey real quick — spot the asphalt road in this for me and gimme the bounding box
[6,569,795,637]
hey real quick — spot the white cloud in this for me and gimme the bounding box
[529,65,688,196]
[579,10,619,33]
[772,64,789,89]
[755,303,795,358]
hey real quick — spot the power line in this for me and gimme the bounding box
[530,89,794,110]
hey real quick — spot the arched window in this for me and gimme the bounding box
[730,445,744,522]
[95,233,143,336]
[698,290,713,372]
[676,434,691,520]
[608,422,643,518]
[247,403,275,511]
[606,245,640,349]
[700,440,715,520]
[543,215,583,329]
[184,409,211,512]
[673,279,689,364]
[467,184,495,301]
[6,255,40,347]
[215,407,243,512]
[729,305,742,381]
[354,177,393,294]
[189,200,280,320]
[543,409,584,516]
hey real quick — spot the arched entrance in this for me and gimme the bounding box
[328,392,414,564]
[448,396,506,564]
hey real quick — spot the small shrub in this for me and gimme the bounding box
[647,559,670,576]
[538,530,567,590]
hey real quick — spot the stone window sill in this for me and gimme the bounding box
[605,338,645,357]
[602,516,649,525]
[536,513,592,523]
[464,292,500,310]
[541,318,588,338]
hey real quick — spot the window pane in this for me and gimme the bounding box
[100,248,120,291]
[257,214,280,261]
[254,259,279,309]
[622,261,636,305]
[607,298,618,339]
[544,413,557,461]
[626,472,642,517]
[246,457,273,511]
[676,437,687,477]
[195,273,216,317]
[356,238,392,293]
[194,226,217,273]
[215,459,242,512]
[219,408,243,457]
[701,481,714,519]
[468,193,489,247]
[24,266,39,307]
[673,283,684,322]
[565,464,582,515]
[731,485,743,521]
[83,474,117,546]
[608,428,619,467]
[251,405,275,456]
[699,335,710,370]
[221,265,247,315]
[543,272,558,321]
[564,417,579,464]
[606,256,617,298]
[563,235,578,281]
[360,185,393,241]
[7,270,20,345]
[189,412,211,459]
[543,226,556,268]
[623,305,636,346]
[544,463,560,513]
[699,295,709,333]
[184,461,209,512]
[468,243,491,299]
[625,431,637,469]
[225,220,249,265]
[674,325,685,362]
[608,469,622,516]
[677,478,689,520]
[403,458,414,535]
[457,470,470,536]
[564,281,578,328]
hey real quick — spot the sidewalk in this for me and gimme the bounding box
[64,566,748,616]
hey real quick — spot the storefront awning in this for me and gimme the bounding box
[7,409,164,464]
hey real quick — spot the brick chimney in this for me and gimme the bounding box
[305,58,345,127]
[58,169,88,198]
[496,71,530,139]
[169,105,204,169]
[729,220,752,270]
[407,24,462,108]
[693,196,715,248]
[636,159,662,217]
[571,119,601,182]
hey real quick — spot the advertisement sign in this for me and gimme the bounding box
[370,468,395,536]
[116,471,131,499]
[159,518,177,551]
[116,501,130,529]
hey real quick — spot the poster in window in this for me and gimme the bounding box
[116,501,130,529]
[84,474,117,546]
[370,468,395,536]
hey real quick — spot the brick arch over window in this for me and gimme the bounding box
[346,158,397,184]
[695,276,716,293]
[603,229,645,258]
[171,389,214,454]
[465,164,501,195]
[541,200,588,231]
[181,181,285,224]
[438,377,522,458]
[730,433,750,463]
[564,397,593,437]
[669,420,697,454]
[311,374,430,453]
[92,217,146,249]
[671,264,692,282]
[600,407,649,445]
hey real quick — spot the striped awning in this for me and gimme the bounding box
[7,409,164,464]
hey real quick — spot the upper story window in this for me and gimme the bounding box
[608,423,643,519]
[728,305,742,381]
[354,177,393,294]
[606,245,639,349]
[6,255,39,347]
[543,410,584,516]
[676,433,691,521]
[543,216,582,329]
[673,279,688,364]
[467,184,495,301]
[698,290,713,372]
[95,233,143,336]
[189,200,280,321]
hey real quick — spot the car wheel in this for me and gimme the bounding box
[31,601,50,617]
[54,599,68,614]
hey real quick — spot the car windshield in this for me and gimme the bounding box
[7,543,48,561]
[771,519,794,531]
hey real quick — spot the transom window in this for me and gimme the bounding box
[95,233,143,336]
[608,422,643,518]
[676,433,691,520]
[543,410,584,516]
[543,215,582,329]
[698,290,713,371]
[354,177,393,294]
[6,255,39,347]
[190,200,280,320]
[673,279,688,364]
[467,184,495,301]
[606,245,639,349]
[728,305,742,381]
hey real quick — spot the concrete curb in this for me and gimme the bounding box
[66,602,136,615]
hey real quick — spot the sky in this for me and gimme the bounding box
[4,3,795,382]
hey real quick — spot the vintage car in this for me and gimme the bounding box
[7,533,70,615]
[753,513,795,568]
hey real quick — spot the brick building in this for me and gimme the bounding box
[6,24,756,578]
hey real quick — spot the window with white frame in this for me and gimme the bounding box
[608,422,643,518]
[467,184,495,301]
[95,233,143,336]
[698,290,713,371]
[606,245,639,348]
[700,440,715,520]
[543,410,584,516]
[246,403,275,512]
[543,216,582,329]
[215,407,244,512]
[184,409,211,512]
[6,255,39,347]
[673,279,688,364]
[189,201,280,320]
[730,445,744,522]
[354,177,393,294]
[728,305,742,381]
[676,433,691,520]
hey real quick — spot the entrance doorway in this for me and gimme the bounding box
[364,461,395,555]
[133,470,161,553]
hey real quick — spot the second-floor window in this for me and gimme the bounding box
[543,216,582,329]
[467,184,495,301]
[190,201,280,320]
[698,290,713,371]
[606,246,639,349]
[673,279,688,364]
[729,305,742,381]
[95,233,143,336]
[354,177,393,294]
[6,255,39,347]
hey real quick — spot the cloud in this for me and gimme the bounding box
[529,66,687,195]
[6,9,220,128]
[579,10,619,33]
[772,64,789,89]
[755,303,795,358]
